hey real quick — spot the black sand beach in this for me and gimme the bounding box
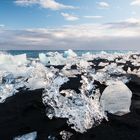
[0,56,140,140]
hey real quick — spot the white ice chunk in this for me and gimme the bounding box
[115,58,126,64]
[39,53,50,65]
[26,77,47,90]
[81,52,93,60]
[13,132,37,140]
[43,74,106,133]
[39,52,66,65]
[100,81,132,116]
[0,84,17,103]
[98,62,109,67]
[0,64,30,78]
[102,63,126,75]
[12,54,27,65]
[64,49,77,58]
[60,130,73,140]
[0,53,27,65]
[25,63,50,90]
[77,60,90,69]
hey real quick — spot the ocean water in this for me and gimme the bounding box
[1,50,134,58]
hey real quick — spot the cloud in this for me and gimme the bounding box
[104,18,140,29]
[1,18,140,50]
[97,2,110,9]
[14,0,76,10]
[61,13,103,21]
[14,0,38,6]
[84,16,103,19]
[0,24,5,28]
[61,13,79,21]
[130,0,140,6]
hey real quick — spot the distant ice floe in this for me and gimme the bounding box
[0,50,139,133]
[13,132,37,140]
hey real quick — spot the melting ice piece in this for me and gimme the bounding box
[39,52,66,65]
[0,53,27,65]
[81,52,93,60]
[0,84,17,103]
[43,74,106,133]
[64,49,77,58]
[12,54,27,65]
[77,60,90,69]
[60,130,73,140]
[48,135,57,140]
[26,77,47,90]
[2,73,15,84]
[25,63,50,90]
[13,132,37,140]
[98,62,109,67]
[39,53,50,65]
[100,81,132,116]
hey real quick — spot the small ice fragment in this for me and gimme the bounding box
[0,84,17,103]
[60,130,73,140]
[13,132,37,140]
[2,73,15,84]
[48,135,57,140]
[0,53,27,65]
[13,54,27,65]
[39,52,66,65]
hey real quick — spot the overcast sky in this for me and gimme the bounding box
[1,0,140,50]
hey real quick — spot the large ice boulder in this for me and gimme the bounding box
[100,81,132,116]
[0,53,27,65]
